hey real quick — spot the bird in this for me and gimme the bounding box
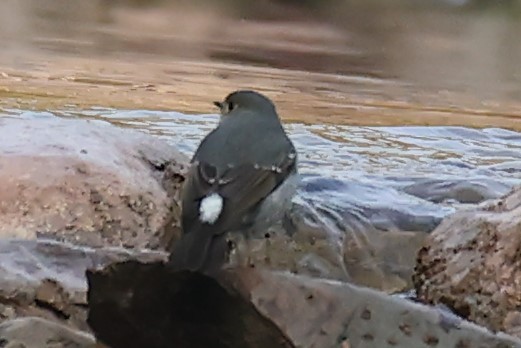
[168,90,299,274]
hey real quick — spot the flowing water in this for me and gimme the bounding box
[1,0,521,287]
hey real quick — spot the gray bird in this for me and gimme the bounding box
[168,90,298,274]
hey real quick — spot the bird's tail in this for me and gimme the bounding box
[168,227,228,274]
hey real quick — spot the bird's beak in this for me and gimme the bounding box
[213,101,222,109]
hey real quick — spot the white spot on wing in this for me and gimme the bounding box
[199,193,223,224]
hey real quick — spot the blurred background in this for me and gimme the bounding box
[0,0,520,126]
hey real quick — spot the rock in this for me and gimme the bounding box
[0,238,166,331]
[238,270,521,348]
[86,261,295,348]
[299,176,450,233]
[0,114,187,249]
[170,175,437,293]
[402,178,512,204]
[86,260,521,348]
[228,210,427,293]
[414,186,521,338]
[0,317,95,348]
[245,175,441,292]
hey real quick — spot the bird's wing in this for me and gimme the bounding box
[182,151,296,234]
[170,153,296,272]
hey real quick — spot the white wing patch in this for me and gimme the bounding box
[199,193,223,224]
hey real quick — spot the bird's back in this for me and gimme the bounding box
[193,110,294,171]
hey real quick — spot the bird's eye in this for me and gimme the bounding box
[227,102,235,112]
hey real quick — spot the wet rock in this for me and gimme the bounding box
[253,175,442,292]
[402,178,512,204]
[228,211,427,292]
[0,115,187,249]
[0,238,165,331]
[0,317,95,348]
[414,186,521,338]
[86,260,521,348]
[299,176,450,233]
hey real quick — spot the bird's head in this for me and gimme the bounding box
[213,90,276,118]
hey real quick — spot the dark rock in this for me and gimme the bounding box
[86,261,295,348]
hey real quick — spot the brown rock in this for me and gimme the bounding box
[414,186,521,337]
[232,269,521,348]
[342,228,428,292]
[0,116,187,249]
[227,223,427,293]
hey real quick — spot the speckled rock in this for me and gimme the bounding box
[239,270,521,348]
[225,218,427,293]
[0,115,187,249]
[0,238,165,332]
[0,317,95,348]
[414,186,521,338]
[221,177,432,293]
[86,260,521,348]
